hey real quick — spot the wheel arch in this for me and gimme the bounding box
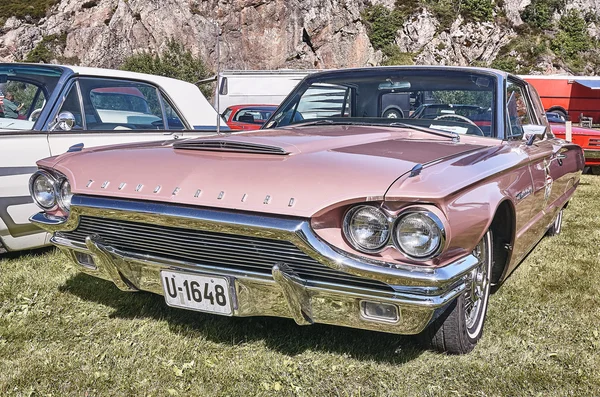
[382,105,404,118]
[486,198,516,290]
[547,106,568,117]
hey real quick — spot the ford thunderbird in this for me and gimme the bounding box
[30,67,584,354]
[0,63,227,253]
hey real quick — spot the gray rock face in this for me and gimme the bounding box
[0,0,596,72]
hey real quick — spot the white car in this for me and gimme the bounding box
[0,63,227,253]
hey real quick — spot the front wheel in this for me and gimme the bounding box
[419,230,493,354]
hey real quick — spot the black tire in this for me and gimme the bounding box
[591,166,600,176]
[383,108,403,119]
[550,108,568,121]
[546,208,563,237]
[419,230,493,354]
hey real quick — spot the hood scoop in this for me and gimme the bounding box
[173,139,289,155]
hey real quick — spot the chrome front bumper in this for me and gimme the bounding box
[31,195,481,335]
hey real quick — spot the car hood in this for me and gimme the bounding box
[551,124,600,137]
[41,125,495,217]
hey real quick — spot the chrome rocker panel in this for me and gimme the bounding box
[31,195,482,335]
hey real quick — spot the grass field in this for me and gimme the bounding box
[1,175,599,396]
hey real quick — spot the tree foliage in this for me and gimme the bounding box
[461,0,494,23]
[0,0,57,21]
[551,10,591,59]
[521,0,566,30]
[24,33,67,64]
[120,40,213,98]
[361,5,404,50]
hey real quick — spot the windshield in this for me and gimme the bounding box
[264,69,497,138]
[0,65,62,130]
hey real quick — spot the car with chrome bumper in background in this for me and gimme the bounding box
[222,104,278,131]
[30,66,583,354]
[0,63,227,253]
[549,124,600,175]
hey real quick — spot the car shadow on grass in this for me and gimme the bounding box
[60,273,426,364]
[0,246,54,260]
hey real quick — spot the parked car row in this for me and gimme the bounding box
[0,62,228,253]
[24,65,584,354]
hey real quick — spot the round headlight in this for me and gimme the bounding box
[58,179,73,211]
[30,172,57,210]
[343,206,390,252]
[394,212,444,259]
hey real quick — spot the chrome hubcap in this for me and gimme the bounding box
[464,237,489,331]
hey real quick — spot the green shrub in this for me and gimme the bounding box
[24,33,67,63]
[422,0,456,31]
[461,0,494,22]
[120,40,213,98]
[520,0,565,30]
[361,5,404,50]
[0,0,57,21]
[491,34,549,73]
[551,10,591,59]
[381,46,415,66]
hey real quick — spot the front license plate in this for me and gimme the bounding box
[160,270,232,315]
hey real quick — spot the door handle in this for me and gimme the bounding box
[551,153,567,166]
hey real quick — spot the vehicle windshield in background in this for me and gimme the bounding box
[264,68,497,138]
[0,65,62,130]
[233,106,276,125]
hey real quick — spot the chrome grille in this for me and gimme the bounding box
[589,138,600,147]
[173,140,288,155]
[57,216,393,292]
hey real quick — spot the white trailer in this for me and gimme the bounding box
[214,70,317,113]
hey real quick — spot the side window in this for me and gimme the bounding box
[78,78,167,130]
[2,81,47,121]
[161,97,185,130]
[506,80,545,138]
[296,84,351,120]
[56,83,84,129]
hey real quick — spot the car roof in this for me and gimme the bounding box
[0,62,221,129]
[303,65,509,80]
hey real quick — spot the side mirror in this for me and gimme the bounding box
[523,124,547,145]
[49,111,76,131]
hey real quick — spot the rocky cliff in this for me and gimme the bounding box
[0,0,599,74]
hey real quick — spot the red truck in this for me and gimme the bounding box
[521,75,600,124]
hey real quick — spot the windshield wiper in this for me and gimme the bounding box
[295,119,460,143]
[297,119,344,127]
[389,122,460,143]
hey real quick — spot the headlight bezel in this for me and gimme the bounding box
[29,169,73,213]
[342,205,392,253]
[29,170,59,210]
[57,178,73,212]
[341,204,447,260]
[392,209,446,260]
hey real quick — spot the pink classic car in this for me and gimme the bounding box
[30,67,584,354]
